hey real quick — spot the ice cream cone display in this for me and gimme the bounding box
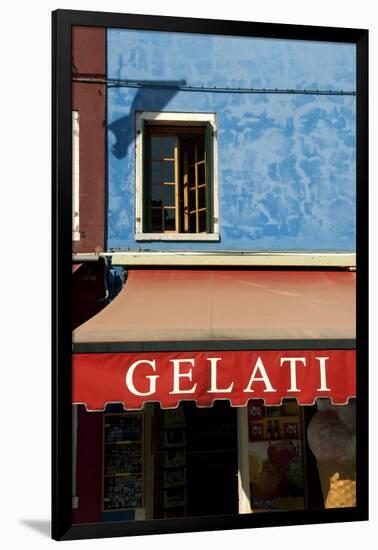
[315,459,356,505]
[324,473,356,508]
[307,399,356,509]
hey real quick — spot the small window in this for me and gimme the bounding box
[135,113,219,241]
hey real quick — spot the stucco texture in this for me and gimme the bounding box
[107,29,356,252]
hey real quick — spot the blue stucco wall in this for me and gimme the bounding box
[107,29,356,252]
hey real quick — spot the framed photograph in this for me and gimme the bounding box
[52,9,368,541]
[248,399,264,420]
[163,468,186,488]
[164,428,186,448]
[163,487,187,508]
[264,406,283,418]
[162,409,186,429]
[283,422,299,439]
[162,448,186,469]
[249,423,264,441]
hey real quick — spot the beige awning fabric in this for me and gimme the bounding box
[72,263,83,274]
[72,269,355,346]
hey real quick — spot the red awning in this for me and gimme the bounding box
[72,269,356,410]
[72,263,83,274]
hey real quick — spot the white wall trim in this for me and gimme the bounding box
[135,111,219,239]
[135,232,220,242]
[76,251,356,267]
[237,408,251,514]
[137,111,217,124]
[72,110,80,241]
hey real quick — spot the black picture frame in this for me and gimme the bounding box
[52,9,368,541]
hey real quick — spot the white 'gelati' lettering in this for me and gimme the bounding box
[125,359,159,396]
[207,357,234,393]
[169,359,197,394]
[316,356,331,391]
[280,357,306,392]
[243,356,277,393]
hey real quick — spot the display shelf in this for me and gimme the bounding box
[154,408,187,517]
[249,415,300,442]
[103,412,144,513]
[105,440,142,445]
[247,399,306,512]
[104,472,142,478]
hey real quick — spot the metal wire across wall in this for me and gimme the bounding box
[72,76,356,96]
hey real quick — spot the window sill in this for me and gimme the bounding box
[135,232,220,242]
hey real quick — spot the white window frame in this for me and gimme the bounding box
[135,111,220,241]
[72,110,80,241]
[237,408,251,513]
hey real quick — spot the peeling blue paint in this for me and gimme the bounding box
[107,29,356,252]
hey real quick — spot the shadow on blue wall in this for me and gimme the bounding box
[106,76,356,252]
[107,80,186,159]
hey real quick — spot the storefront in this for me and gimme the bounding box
[72,268,356,523]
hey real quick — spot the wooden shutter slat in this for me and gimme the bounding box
[205,122,213,233]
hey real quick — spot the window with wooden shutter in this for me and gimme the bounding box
[145,126,212,234]
[135,112,219,241]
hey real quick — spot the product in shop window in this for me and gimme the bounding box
[307,398,356,508]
